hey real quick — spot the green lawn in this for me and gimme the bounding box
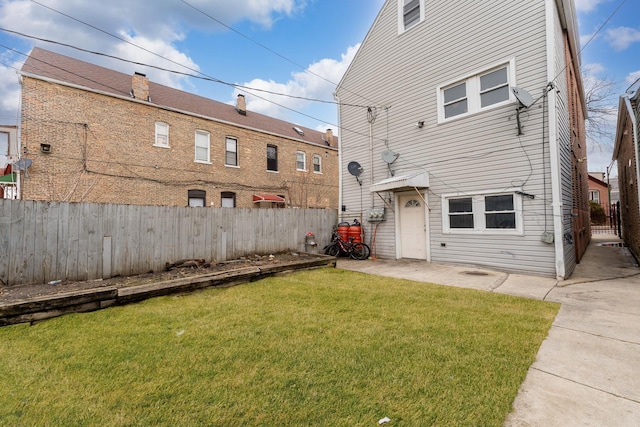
[0,268,558,426]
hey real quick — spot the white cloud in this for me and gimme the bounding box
[109,32,200,90]
[0,59,23,124]
[0,0,308,119]
[605,26,640,51]
[235,44,360,123]
[626,71,640,85]
[582,62,606,75]
[580,31,597,48]
[574,0,609,13]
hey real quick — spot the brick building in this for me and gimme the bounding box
[587,173,610,214]
[18,48,338,208]
[613,87,640,259]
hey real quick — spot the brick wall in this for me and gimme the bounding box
[616,122,640,259]
[565,34,590,260]
[20,77,339,208]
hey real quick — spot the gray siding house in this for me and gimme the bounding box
[336,0,588,279]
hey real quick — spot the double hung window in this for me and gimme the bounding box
[443,192,522,234]
[296,151,306,171]
[438,60,514,122]
[313,155,322,173]
[155,122,169,147]
[195,130,210,163]
[225,137,238,166]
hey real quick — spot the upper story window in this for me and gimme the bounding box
[195,130,210,163]
[267,144,278,172]
[296,151,306,171]
[442,191,523,234]
[225,137,238,167]
[313,154,322,173]
[398,0,424,33]
[154,122,169,148]
[437,59,515,123]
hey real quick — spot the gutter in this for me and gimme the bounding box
[334,93,344,222]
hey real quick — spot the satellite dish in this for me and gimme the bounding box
[511,87,534,109]
[13,158,32,170]
[381,150,399,164]
[347,161,363,177]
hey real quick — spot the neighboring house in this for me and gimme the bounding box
[587,173,609,216]
[336,0,588,279]
[609,177,620,205]
[613,86,640,259]
[18,48,339,208]
[0,125,19,199]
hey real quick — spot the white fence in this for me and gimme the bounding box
[0,200,337,286]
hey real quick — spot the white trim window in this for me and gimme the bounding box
[437,59,515,122]
[154,122,169,148]
[296,151,306,171]
[313,154,322,173]
[195,130,210,163]
[442,191,523,234]
[398,0,424,33]
[225,136,238,167]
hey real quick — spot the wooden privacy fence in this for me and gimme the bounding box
[0,200,337,286]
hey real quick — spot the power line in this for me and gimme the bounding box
[177,0,383,107]
[1,27,371,107]
[17,0,388,137]
[549,0,627,87]
[28,0,383,111]
[1,38,389,145]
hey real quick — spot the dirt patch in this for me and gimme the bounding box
[0,252,315,304]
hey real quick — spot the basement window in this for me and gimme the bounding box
[188,189,206,207]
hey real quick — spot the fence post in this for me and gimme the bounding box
[616,201,622,237]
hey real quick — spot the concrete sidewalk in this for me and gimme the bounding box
[337,234,640,426]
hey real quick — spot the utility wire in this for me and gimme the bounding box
[29,0,384,110]
[177,0,384,107]
[548,0,626,87]
[0,27,372,108]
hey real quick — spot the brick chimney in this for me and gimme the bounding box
[325,129,334,147]
[131,72,150,101]
[236,94,247,116]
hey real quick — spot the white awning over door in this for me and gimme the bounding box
[369,171,429,193]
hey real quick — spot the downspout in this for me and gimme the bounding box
[334,93,344,223]
[546,0,566,279]
[622,95,640,222]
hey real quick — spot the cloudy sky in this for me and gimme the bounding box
[0,0,638,175]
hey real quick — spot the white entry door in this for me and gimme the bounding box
[398,193,427,259]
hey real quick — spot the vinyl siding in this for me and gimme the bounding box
[338,0,565,276]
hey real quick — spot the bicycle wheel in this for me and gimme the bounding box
[349,242,370,260]
[324,243,340,257]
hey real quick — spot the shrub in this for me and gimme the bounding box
[590,200,607,225]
